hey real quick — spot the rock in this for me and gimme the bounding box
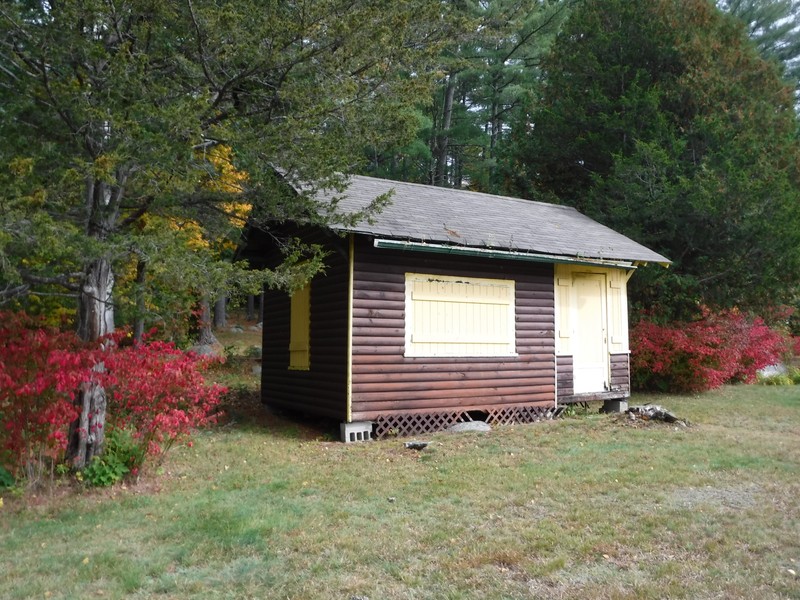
[244,345,262,358]
[627,404,686,425]
[229,325,244,333]
[188,343,224,358]
[404,441,429,450]
[251,365,262,375]
[447,421,491,433]
[758,363,788,378]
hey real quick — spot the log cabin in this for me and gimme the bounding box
[244,176,670,440]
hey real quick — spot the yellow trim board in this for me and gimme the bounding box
[346,234,354,422]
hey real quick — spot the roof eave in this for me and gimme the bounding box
[372,238,644,269]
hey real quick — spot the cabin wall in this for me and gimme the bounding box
[259,229,349,420]
[350,238,556,422]
[557,353,630,403]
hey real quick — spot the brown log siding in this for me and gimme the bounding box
[556,355,574,399]
[350,239,555,421]
[610,353,630,393]
[260,230,348,420]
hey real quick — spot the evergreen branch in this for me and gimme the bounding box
[118,196,154,230]
[186,0,219,91]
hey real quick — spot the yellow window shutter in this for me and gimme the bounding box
[289,283,311,370]
[405,273,516,357]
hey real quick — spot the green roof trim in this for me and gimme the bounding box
[373,239,638,269]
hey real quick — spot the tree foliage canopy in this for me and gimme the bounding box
[0,0,447,336]
[719,0,800,87]
[364,0,573,192]
[504,0,800,318]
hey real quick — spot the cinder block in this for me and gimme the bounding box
[602,399,628,413]
[340,421,373,443]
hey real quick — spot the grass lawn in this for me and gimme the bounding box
[1,385,799,599]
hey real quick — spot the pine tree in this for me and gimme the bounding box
[505,0,800,317]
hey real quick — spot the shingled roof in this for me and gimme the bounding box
[321,175,670,266]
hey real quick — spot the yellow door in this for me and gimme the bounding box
[572,273,608,393]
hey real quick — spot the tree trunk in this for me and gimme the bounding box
[197,297,219,345]
[433,74,457,187]
[213,296,227,328]
[77,257,115,342]
[67,372,107,469]
[133,259,147,345]
[69,256,115,468]
[246,294,256,321]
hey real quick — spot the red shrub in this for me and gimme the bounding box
[0,312,225,479]
[0,313,97,476]
[631,309,788,393]
[102,336,225,459]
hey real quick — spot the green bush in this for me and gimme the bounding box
[81,429,145,487]
[757,373,794,386]
[244,345,262,359]
[0,466,15,489]
[756,366,800,386]
[82,455,128,487]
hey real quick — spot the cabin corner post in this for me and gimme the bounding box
[346,233,355,422]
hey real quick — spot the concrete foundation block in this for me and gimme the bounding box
[341,421,373,443]
[602,399,628,413]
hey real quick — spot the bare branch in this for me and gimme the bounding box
[21,271,83,292]
[0,283,30,303]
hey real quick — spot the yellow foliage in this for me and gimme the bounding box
[9,157,34,177]
[201,145,252,226]
[92,154,117,182]
[168,218,209,250]
[202,145,248,193]
[23,188,46,208]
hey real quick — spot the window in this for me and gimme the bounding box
[405,273,516,357]
[289,282,310,369]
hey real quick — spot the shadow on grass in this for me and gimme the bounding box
[216,386,340,442]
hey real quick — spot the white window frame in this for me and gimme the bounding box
[404,273,517,358]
